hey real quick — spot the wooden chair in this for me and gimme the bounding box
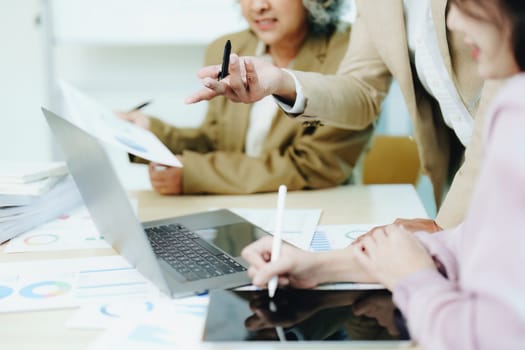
[361,135,421,186]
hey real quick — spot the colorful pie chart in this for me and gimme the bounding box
[19,281,71,299]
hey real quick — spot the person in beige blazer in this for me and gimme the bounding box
[119,0,371,196]
[187,0,501,231]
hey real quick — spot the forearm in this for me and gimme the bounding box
[149,117,213,154]
[182,151,306,194]
[314,247,376,285]
[272,68,299,106]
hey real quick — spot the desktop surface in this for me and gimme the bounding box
[0,184,425,350]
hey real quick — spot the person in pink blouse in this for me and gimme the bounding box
[240,0,525,348]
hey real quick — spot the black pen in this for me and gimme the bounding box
[128,100,152,112]
[218,40,231,80]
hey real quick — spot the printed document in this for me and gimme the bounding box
[59,81,182,167]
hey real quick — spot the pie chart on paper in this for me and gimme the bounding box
[114,135,148,153]
[19,281,71,299]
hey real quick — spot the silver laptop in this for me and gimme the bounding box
[42,108,269,298]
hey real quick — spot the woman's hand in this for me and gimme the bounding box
[241,235,323,290]
[352,218,442,247]
[353,225,436,290]
[185,54,296,105]
[148,161,183,195]
[115,110,151,130]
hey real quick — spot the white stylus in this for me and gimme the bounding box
[268,184,287,298]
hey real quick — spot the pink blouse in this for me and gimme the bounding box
[393,74,525,350]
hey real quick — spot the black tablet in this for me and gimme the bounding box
[202,288,411,344]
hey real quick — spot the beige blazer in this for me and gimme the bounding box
[293,0,500,228]
[145,28,372,195]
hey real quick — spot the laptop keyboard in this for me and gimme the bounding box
[145,223,246,281]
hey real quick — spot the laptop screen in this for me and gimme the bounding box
[203,289,410,342]
[194,222,268,258]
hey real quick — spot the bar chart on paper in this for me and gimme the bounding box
[310,224,379,251]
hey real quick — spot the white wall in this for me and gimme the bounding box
[0,0,50,162]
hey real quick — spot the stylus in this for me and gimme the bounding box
[268,184,287,298]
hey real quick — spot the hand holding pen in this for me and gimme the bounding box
[128,100,152,112]
[185,40,286,104]
[241,189,321,290]
[115,100,153,130]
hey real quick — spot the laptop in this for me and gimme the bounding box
[42,108,269,298]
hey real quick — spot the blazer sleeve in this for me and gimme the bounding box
[291,6,393,130]
[148,117,214,155]
[181,123,372,194]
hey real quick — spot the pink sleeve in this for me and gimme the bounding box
[392,77,525,349]
[393,265,525,349]
[414,226,462,281]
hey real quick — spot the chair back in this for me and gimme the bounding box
[362,135,421,185]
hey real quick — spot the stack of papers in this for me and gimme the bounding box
[0,162,83,243]
[0,162,68,184]
[0,162,68,197]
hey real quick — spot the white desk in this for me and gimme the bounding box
[0,184,426,349]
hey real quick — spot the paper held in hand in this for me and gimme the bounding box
[58,81,182,168]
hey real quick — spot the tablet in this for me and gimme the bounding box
[203,289,411,344]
